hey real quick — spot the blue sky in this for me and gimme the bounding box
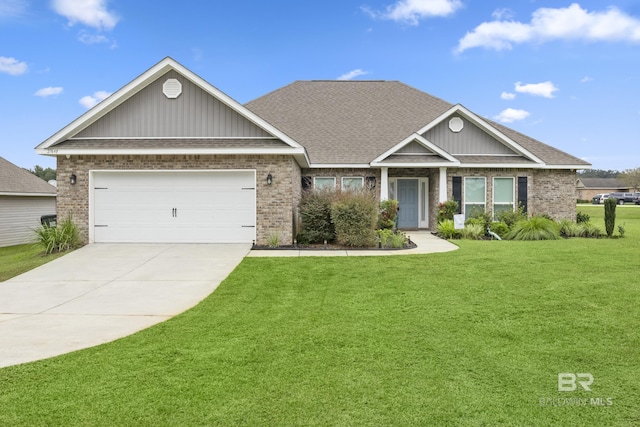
[1,0,640,171]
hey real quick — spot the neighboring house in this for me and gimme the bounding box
[576,177,629,201]
[35,57,590,245]
[0,156,56,247]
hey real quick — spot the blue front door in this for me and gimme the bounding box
[397,179,419,228]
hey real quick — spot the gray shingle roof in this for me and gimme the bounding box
[0,156,56,195]
[577,178,627,189]
[246,80,590,167]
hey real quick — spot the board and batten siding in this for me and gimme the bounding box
[75,70,272,139]
[0,196,56,247]
[423,115,515,155]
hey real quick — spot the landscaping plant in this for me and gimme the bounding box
[506,216,560,240]
[437,219,461,239]
[436,200,458,223]
[378,199,399,230]
[298,190,335,243]
[32,215,80,254]
[604,197,617,237]
[330,190,378,247]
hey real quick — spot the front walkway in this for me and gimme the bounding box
[247,231,458,257]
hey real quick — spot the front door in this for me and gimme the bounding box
[397,179,419,228]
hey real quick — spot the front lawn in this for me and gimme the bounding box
[0,243,67,282]
[0,206,638,426]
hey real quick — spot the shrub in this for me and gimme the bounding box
[604,197,616,237]
[506,216,560,241]
[330,191,378,247]
[461,223,484,240]
[618,223,626,237]
[299,190,335,243]
[378,199,399,229]
[33,215,81,254]
[437,200,459,223]
[497,204,527,227]
[267,231,280,248]
[389,231,407,248]
[467,209,492,232]
[437,220,461,240]
[488,221,509,238]
[581,222,602,238]
[378,229,408,248]
[576,211,590,224]
[559,220,584,238]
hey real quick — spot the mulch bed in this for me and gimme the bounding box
[252,240,418,251]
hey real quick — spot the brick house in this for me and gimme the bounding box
[36,57,590,245]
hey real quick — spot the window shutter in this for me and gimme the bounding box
[517,176,528,212]
[452,176,462,214]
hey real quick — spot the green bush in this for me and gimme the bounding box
[488,221,509,238]
[618,223,626,237]
[330,191,378,247]
[559,220,584,238]
[378,199,399,229]
[437,200,459,223]
[33,215,81,254]
[377,229,407,248]
[299,190,335,243]
[497,204,527,227]
[506,216,560,241]
[576,211,590,224]
[467,209,492,232]
[437,220,461,240]
[461,223,484,240]
[604,197,616,237]
[581,222,602,238]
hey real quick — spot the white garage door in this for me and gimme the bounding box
[91,171,256,243]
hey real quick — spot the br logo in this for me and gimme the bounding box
[558,373,594,392]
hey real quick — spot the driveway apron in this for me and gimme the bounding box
[0,243,251,368]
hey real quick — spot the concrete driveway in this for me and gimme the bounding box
[0,243,251,368]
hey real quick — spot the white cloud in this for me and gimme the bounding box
[78,30,109,44]
[52,0,119,30]
[364,0,463,25]
[79,90,111,109]
[514,81,558,98]
[34,86,63,97]
[0,56,27,75]
[456,3,640,53]
[501,91,516,100]
[580,76,593,83]
[494,108,530,123]
[491,8,514,21]
[0,0,28,17]
[337,69,369,80]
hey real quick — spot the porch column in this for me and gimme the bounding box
[439,167,448,202]
[380,167,389,200]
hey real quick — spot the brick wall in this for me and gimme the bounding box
[56,154,300,245]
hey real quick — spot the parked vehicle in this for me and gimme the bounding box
[592,193,609,204]
[634,192,640,205]
[608,192,636,205]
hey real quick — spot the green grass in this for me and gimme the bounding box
[1,206,639,426]
[0,243,67,282]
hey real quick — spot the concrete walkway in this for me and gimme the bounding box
[0,243,251,368]
[247,231,458,257]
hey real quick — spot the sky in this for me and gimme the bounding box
[1,0,640,172]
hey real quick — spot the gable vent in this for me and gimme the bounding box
[162,78,182,99]
[449,116,464,133]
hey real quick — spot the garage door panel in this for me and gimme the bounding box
[92,171,256,243]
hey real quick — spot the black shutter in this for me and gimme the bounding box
[301,176,312,190]
[452,176,462,214]
[517,176,528,212]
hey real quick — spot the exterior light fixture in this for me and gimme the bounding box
[70,174,77,185]
[267,173,273,185]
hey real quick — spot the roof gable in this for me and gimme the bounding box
[36,57,306,162]
[372,133,459,166]
[0,156,56,196]
[75,70,272,139]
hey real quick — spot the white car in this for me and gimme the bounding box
[591,193,609,204]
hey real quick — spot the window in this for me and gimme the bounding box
[314,177,336,190]
[342,177,364,191]
[493,177,514,219]
[464,177,486,219]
